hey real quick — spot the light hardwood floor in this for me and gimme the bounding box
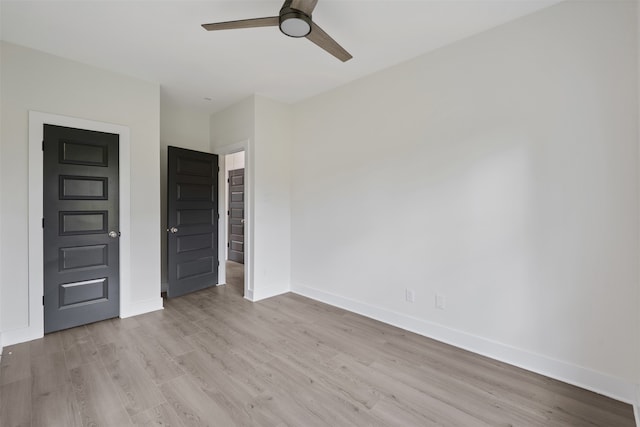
[1,262,635,426]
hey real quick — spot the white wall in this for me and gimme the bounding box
[211,96,255,296]
[225,151,245,174]
[637,0,640,416]
[210,96,256,146]
[291,0,639,403]
[160,97,211,289]
[210,95,292,301]
[0,42,162,341]
[0,38,4,348]
[253,96,292,299]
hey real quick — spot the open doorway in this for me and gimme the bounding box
[224,151,245,296]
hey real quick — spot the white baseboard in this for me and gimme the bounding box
[1,298,163,348]
[635,384,640,426]
[1,325,44,348]
[291,283,639,407]
[120,297,164,319]
[248,286,288,302]
[244,286,288,302]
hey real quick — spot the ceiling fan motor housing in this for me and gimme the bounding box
[279,6,311,38]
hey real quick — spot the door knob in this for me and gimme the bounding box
[167,226,178,234]
[108,231,120,238]
[240,219,245,224]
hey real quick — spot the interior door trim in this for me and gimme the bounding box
[214,141,253,300]
[24,111,131,343]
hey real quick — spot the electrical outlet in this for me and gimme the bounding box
[435,294,446,310]
[405,289,415,303]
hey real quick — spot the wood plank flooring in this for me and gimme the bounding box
[1,262,635,426]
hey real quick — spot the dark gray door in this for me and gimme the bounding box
[167,146,219,298]
[43,124,120,334]
[228,168,244,264]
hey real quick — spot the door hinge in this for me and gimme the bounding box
[42,296,44,306]
[227,210,230,216]
[227,178,230,183]
[42,218,44,228]
[227,242,230,248]
[42,140,44,151]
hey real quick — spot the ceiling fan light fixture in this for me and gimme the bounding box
[202,0,352,61]
[279,11,311,38]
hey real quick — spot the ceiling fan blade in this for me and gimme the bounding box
[306,22,352,62]
[202,16,279,31]
[290,0,318,15]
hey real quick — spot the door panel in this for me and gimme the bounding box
[59,245,108,271]
[177,209,214,226]
[228,168,245,264]
[167,146,219,298]
[43,124,120,334]
[177,233,215,253]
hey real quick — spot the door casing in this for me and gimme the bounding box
[25,111,131,343]
[215,143,252,300]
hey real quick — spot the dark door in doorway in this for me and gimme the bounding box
[43,124,120,334]
[228,168,244,264]
[167,146,219,298]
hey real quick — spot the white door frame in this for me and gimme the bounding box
[24,111,131,342]
[213,140,253,300]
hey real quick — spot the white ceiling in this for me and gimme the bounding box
[0,0,562,113]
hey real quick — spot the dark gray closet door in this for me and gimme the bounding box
[228,168,244,264]
[167,146,219,298]
[43,124,120,334]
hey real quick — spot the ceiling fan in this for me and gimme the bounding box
[202,0,352,62]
